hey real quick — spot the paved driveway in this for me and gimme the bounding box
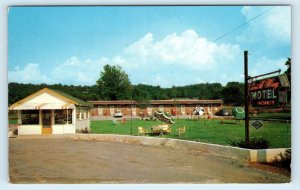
[9,136,290,183]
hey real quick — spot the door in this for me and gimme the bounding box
[132,105,136,116]
[42,110,52,134]
[110,106,114,116]
[159,105,164,111]
[147,106,152,115]
[98,105,103,116]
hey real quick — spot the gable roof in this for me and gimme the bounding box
[10,88,91,109]
[51,89,91,107]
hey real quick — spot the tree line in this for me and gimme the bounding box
[8,81,244,106]
[9,58,290,106]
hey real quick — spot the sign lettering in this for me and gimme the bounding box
[249,74,289,107]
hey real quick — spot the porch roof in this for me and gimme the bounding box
[10,102,76,110]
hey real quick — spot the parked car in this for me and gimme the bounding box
[215,109,231,116]
[114,111,123,117]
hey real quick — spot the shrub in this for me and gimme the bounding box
[226,137,270,149]
[13,129,18,135]
[79,127,89,134]
[147,115,157,121]
[272,149,291,171]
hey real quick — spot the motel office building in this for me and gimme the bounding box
[9,88,91,135]
[89,99,223,117]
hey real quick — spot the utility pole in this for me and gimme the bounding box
[244,50,250,146]
[130,96,133,136]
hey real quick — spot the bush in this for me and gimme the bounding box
[78,127,89,134]
[226,137,270,149]
[13,129,18,135]
[146,115,157,121]
[271,149,291,171]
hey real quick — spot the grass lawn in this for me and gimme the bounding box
[250,112,291,120]
[90,118,291,148]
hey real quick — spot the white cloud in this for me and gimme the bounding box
[249,57,288,77]
[8,63,52,84]
[123,29,241,72]
[51,57,107,85]
[8,29,247,86]
[119,29,244,86]
[237,6,291,45]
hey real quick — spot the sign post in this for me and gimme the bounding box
[244,51,250,146]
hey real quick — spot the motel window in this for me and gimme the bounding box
[54,109,73,124]
[21,110,39,125]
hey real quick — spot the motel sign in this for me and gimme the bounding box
[249,74,290,107]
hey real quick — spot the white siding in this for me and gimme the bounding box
[18,125,41,135]
[76,119,91,132]
[52,124,76,134]
[13,92,69,110]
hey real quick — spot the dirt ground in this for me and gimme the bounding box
[9,136,290,183]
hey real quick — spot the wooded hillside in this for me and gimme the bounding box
[8,82,244,106]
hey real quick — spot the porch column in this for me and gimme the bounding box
[51,110,54,125]
[73,108,76,126]
[39,110,42,125]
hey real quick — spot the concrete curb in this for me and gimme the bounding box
[70,134,289,163]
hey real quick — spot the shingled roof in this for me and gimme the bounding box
[51,89,92,107]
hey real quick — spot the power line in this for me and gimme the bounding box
[133,6,274,85]
[212,7,273,43]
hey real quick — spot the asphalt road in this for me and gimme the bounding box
[9,137,290,183]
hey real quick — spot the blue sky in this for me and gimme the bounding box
[8,6,291,87]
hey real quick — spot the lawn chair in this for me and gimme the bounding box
[138,126,148,136]
[176,126,186,137]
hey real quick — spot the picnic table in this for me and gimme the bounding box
[151,124,171,135]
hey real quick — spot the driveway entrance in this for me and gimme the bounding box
[9,137,290,183]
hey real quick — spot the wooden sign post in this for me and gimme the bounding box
[244,51,250,146]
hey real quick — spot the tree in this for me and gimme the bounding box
[96,64,132,100]
[284,58,291,105]
[284,57,291,83]
[221,82,244,106]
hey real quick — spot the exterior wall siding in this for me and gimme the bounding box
[18,124,76,135]
[89,101,223,116]
[52,124,76,134]
[76,119,91,132]
[18,125,41,135]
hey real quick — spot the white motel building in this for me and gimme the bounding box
[9,88,91,135]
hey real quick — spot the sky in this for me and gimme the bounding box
[8,6,291,87]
